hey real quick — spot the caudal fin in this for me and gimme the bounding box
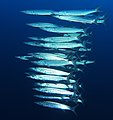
[95,7,102,13]
[71,104,79,116]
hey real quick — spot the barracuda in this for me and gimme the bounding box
[64,33,87,37]
[75,60,95,65]
[27,74,69,81]
[40,26,85,33]
[28,36,80,42]
[28,53,66,60]
[30,67,69,76]
[35,101,77,114]
[79,48,91,52]
[53,15,97,24]
[21,10,54,15]
[34,95,82,103]
[24,42,84,49]
[54,7,100,16]
[27,22,58,28]
[35,83,73,89]
[33,87,74,96]
[31,60,73,66]
[28,52,67,59]
[16,56,32,60]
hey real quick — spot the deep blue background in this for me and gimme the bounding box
[0,0,113,120]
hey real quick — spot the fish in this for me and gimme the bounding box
[54,7,100,16]
[28,36,80,42]
[27,22,85,33]
[53,53,68,59]
[35,83,73,89]
[24,42,84,49]
[75,60,95,66]
[31,60,73,66]
[64,33,88,37]
[28,52,68,59]
[28,53,66,60]
[79,48,91,52]
[21,10,54,15]
[53,15,97,24]
[96,19,105,24]
[16,56,32,60]
[33,87,74,96]
[34,95,69,100]
[28,74,68,81]
[27,74,76,83]
[35,101,77,114]
[29,67,70,76]
[34,95,82,103]
[27,22,58,28]
[40,26,85,33]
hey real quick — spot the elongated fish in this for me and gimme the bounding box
[75,60,95,66]
[16,56,32,60]
[31,60,73,66]
[33,87,74,96]
[28,52,67,59]
[35,83,73,89]
[64,33,86,37]
[24,42,84,48]
[79,48,91,52]
[64,32,92,37]
[22,10,54,15]
[40,27,85,33]
[96,19,105,24]
[35,101,77,114]
[34,95,82,103]
[53,15,97,24]
[28,74,68,81]
[34,95,69,100]
[30,67,69,76]
[28,53,66,60]
[28,36,80,42]
[27,22,58,28]
[54,7,100,16]
[27,74,76,83]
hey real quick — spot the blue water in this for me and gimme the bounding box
[0,0,113,120]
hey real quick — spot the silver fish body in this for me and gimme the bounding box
[29,52,67,59]
[35,101,77,114]
[22,10,54,15]
[34,95,82,103]
[40,27,85,33]
[25,42,84,49]
[30,67,69,76]
[27,74,76,83]
[27,22,58,28]
[16,56,32,61]
[35,83,73,89]
[75,60,95,65]
[54,15,96,24]
[33,87,74,96]
[28,53,66,60]
[28,74,68,81]
[79,48,91,52]
[28,36,80,42]
[31,60,73,66]
[54,8,100,16]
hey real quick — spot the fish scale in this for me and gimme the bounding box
[16,8,105,114]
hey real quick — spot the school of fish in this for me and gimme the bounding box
[17,8,105,114]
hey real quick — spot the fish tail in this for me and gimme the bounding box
[102,17,108,25]
[95,6,102,12]
[71,105,78,116]
[84,27,90,34]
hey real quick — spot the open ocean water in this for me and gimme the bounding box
[0,0,113,120]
